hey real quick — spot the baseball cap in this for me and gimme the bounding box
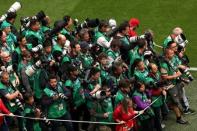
[129,18,140,27]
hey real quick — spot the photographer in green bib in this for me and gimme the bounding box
[42,74,74,131]
[114,79,131,107]
[25,18,44,45]
[89,82,114,131]
[61,15,75,42]
[94,52,110,83]
[0,21,17,53]
[160,45,188,124]
[165,41,195,114]
[94,20,112,53]
[23,92,42,131]
[0,71,25,131]
[12,35,29,65]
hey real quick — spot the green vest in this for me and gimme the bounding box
[134,69,153,84]
[79,53,93,69]
[24,104,41,131]
[92,98,114,123]
[120,36,130,46]
[6,32,16,52]
[114,90,128,107]
[60,28,74,41]
[106,49,120,60]
[94,31,110,51]
[43,83,67,118]
[15,47,22,63]
[40,26,50,33]
[160,58,177,84]
[25,29,44,44]
[64,79,85,107]
[0,82,18,112]
[52,44,63,54]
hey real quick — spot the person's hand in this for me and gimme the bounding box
[147,99,151,103]
[138,110,144,115]
[103,113,109,118]
[119,121,125,124]
[14,90,20,97]
[175,71,182,78]
[162,90,167,96]
[35,108,41,118]
[53,95,59,100]
[18,92,23,99]
[9,113,14,116]
[49,60,55,66]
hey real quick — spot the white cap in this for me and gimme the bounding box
[109,19,117,29]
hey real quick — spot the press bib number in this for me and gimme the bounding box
[58,103,64,110]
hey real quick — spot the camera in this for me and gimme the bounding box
[31,10,46,22]
[74,18,100,33]
[19,10,46,31]
[45,20,67,38]
[58,93,68,100]
[31,44,43,52]
[15,98,24,110]
[25,60,42,76]
[0,1,21,22]
[20,17,31,31]
[174,33,188,48]
[179,68,194,82]
[91,90,106,99]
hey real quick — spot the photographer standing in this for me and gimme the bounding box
[25,18,44,45]
[64,65,88,131]
[42,74,74,131]
[160,47,188,124]
[94,20,111,52]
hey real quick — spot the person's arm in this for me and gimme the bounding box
[132,96,150,110]
[161,71,181,80]
[97,37,112,48]
[0,99,10,114]
[21,68,32,92]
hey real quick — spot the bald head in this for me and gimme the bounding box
[172,27,183,36]
[57,34,66,47]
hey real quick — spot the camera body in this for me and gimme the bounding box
[15,98,24,110]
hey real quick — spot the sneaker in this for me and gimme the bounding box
[176,118,189,124]
[183,108,195,114]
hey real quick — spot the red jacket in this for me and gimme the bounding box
[128,29,137,37]
[0,99,10,125]
[113,104,136,131]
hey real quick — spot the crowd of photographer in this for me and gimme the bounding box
[0,2,195,131]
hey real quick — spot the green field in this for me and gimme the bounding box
[1,0,197,131]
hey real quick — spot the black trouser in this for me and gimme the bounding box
[71,103,90,131]
[153,107,163,131]
[141,118,154,131]
[50,112,74,131]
